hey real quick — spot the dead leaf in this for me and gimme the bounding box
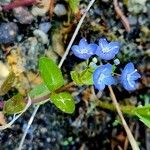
[0,112,6,125]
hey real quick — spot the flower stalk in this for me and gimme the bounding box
[97,100,136,116]
[108,86,140,150]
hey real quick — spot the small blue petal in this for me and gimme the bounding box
[124,62,135,73]
[98,38,108,49]
[125,79,137,91]
[108,42,120,50]
[104,76,116,85]
[108,46,119,55]
[123,81,136,91]
[96,48,116,60]
[87,44,98,54]
[102,64,113,74]
[71,45,88,59]
[130,72,141,80]
[94,82,105,91]
[93,64,115,90]
[94,64,112,76]
[96,38,120,60]
[120,63,141,91]
[71,45,80,53]
[71,38,97,60]
[79,38,88,49]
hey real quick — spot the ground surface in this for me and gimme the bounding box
[0,0,150,150]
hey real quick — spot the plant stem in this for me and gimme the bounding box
[97,101,136,116]
[58,0,96,68]
[55,82,75,93]
[31,82,75,104]
[2,0,36,11]
[31,94,50,104]
[30,82,137,116]
[17,105,39,150]
[108,86,140,150]
[31,88,137,117]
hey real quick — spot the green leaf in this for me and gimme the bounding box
[29,83,50,105]
[68,0,80,14]
[134,105,150,128]
[0,72,16,96]
[39,57,64,92]
[29,83,50,99]
[71,67,94,85]
[3,94,26,115]
[50,92,75,114]
[136,114,150,128]
[71,71,81,85]
[112,65,117,73]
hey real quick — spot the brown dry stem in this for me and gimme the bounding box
[113,0,131,33]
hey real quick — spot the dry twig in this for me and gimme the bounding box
[108,86,139,150]
[49,0,54,19]
[113,0,131,32]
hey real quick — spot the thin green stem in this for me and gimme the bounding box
[97,101,136,116]
[31,82,75,104]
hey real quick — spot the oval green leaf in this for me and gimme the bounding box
[134,104,150,128]
[29,83,50,105]
[29,83,50,99]
[71,67,94,85]
[3,94,26,115]
[50,92,75,114]
[136,113,150,128]
[39,57,64,92]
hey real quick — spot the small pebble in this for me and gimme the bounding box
[40,127,47,134]
[0,61,9,86]
[31,6,47,17]
[0,61,9,80]
[138,15,147,25]
[39,22,52,33]
[128,0,147,14]
[128,15,137,25]
[54,4,67,16]
[0,22,18,44]
[13,7,34,24]
[33,29,49,44]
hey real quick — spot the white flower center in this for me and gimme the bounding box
[98,73,105,83]
[127,69,137,87]
[102,47,110,53]
[80,49,88,54]
[101,46,119,53]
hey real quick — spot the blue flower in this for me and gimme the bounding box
[95,38,120,60]
[71,38,98,60]
[120,62,141,91]
[93,64,116,90]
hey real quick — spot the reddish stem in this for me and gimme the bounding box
[2,0,36,11]
[0,101,4,109]
[49,0,54,19]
